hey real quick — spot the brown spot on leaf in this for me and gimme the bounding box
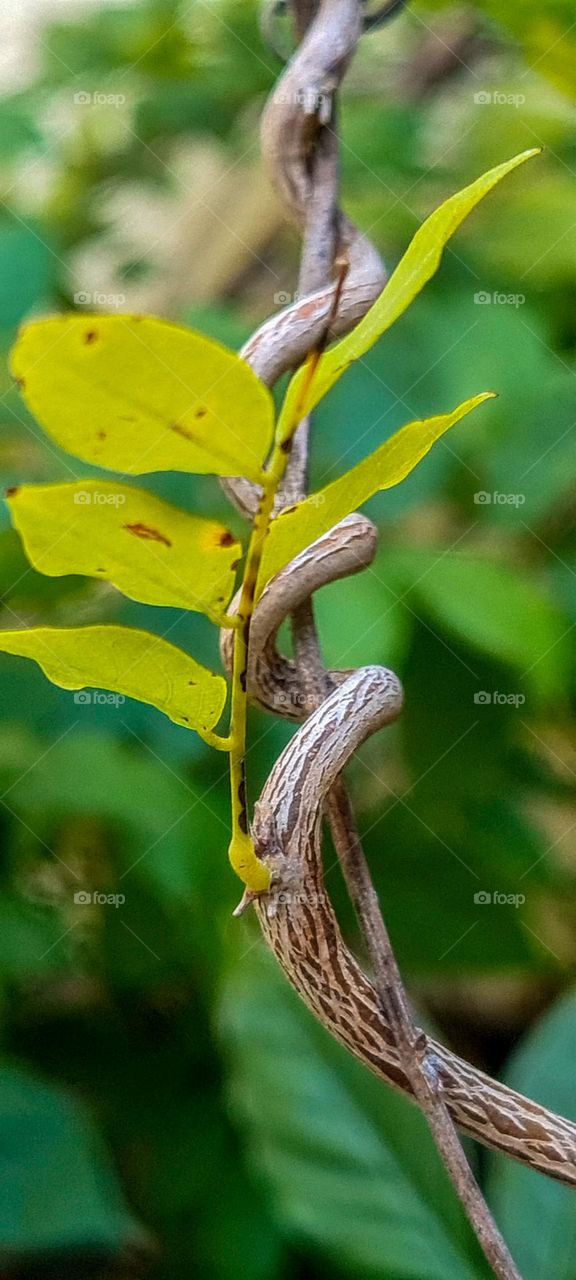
[218,530,235,548]
[6,486,20,498]
[124,522,172,548]
[194,406,208,419]
[97,431,107,440]
[15,377,25,390]
[170,421,194,442]
[188,680,197,687]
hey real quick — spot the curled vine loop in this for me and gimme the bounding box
[222,0,576,1192]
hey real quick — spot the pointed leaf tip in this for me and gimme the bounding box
[277,149,540,430]
[261,393,491,589]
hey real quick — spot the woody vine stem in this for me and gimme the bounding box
[218,3,576,1278]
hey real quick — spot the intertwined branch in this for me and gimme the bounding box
[221,3,576,1276]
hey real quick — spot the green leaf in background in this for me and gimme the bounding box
[479,1,576,98]
[382,548,570,699]
[2,728,213,904]
[0,218,54,331]
[8,479,241,621]
[11,315,274,481]
[487,987,576,1278]
[359,624,565,976]
[220,946,492,1280]
[482,369,576,522]
[415,1,576,97]
[0,101,40,162]
[123,1082,284,1280]
[0,625,227,737]
[0,1062,147,1263]
[260,395,491,590]
[0,895,74,980]
[359,801,555,977]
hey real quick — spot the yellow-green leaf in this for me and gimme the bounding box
[7,480,241,622]
[259,394,493,590]
[0,625,227,737]
[11,315,274,482]
[277,150,539,435]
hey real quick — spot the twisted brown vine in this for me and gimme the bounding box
[221,0,576,1248]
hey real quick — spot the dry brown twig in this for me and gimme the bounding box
[220,2,576,1276]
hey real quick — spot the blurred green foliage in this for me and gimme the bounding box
[0,0,575,1277]
[487,987,576,1278]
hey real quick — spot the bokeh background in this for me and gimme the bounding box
[0,1,575,1277]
